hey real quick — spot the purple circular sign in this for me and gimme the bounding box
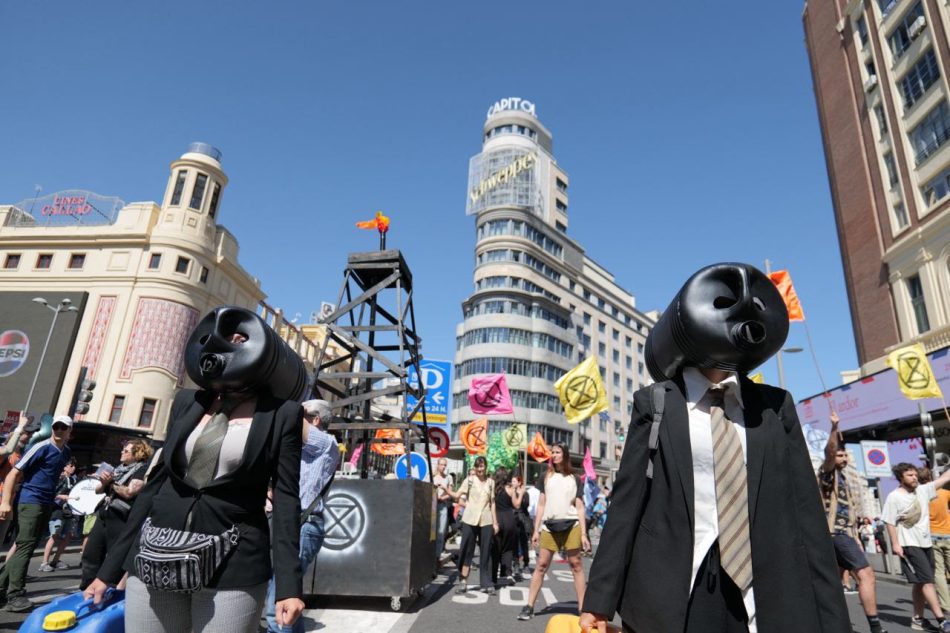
[867,449,887,466]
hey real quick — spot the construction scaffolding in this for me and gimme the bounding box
[310,249,431,478]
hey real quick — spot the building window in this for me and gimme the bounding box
[598,342,606,357]
[613,396,621,412]
[899,49,940,110]
[893,203,910,229]
[3,254,20,270]
[68,253,85,270]
[556,178,568,193]
[35,253,52,269]
[910,101,950,165]
[612,350,620,363]
[613,372,621,387]
[600,441,607,458]
[189,173,208,210]
[627,378,634,391]
[138,398,157,428]
[208,183,221,219]
[109,395,125,424]
[200,266,209,284]
[883,152,899,187]
[908,274,931,332]
[922,163,950,205]
[874,104,888,135]
[170,170,187,206]
[888,3,925,60]
[856,15,869,47]
[555,221,567,233]
[626,356,633,370]
[175,256,190,274]
[612,329,620,342]
[583,313,590,325]
[598,322,606,334]
[556,199,568,212]
[148,253,162,270]
[638,362,645,374]
[878,0,898,18]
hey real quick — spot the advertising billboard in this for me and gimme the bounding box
[466,148,540,216]
[0,292,88,419]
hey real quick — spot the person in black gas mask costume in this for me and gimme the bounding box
[579,264,849,633]
[84,306,309,633]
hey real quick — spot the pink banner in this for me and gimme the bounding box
[467,374,514,415]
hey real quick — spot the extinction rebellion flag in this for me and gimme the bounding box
[468,374,514,415]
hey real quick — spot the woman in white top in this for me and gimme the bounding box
[454,456,499,594]
[518,442,589,621]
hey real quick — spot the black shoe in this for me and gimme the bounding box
[5,594,33,613]
[517,605,534,621]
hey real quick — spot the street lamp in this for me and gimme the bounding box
[775,346,804,391]
[23,297,78,414]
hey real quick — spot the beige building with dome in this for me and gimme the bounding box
[0,143,265,439]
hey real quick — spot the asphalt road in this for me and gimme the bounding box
[0,539,937,632]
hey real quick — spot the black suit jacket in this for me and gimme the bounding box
[585,377,850,633]
[98,389,304,601]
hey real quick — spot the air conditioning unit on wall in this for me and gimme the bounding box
[910,15,927,39]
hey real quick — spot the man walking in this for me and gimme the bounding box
[882,462,950,631]
[0,414,40,549]
[433,457,453,561]
[264,399,339,633]
[0,415,72,612]
[818,411,887,633]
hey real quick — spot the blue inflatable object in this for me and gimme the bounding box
[18,589,124,632]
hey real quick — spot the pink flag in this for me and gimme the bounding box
[582,446,597,481]
[467,374,514,415]
[348,443,363,467]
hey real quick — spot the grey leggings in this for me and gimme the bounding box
[125,575,269,633]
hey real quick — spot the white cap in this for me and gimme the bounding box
[52,415,73,428]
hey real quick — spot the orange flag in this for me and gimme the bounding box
[527,432,552,462]
[371,428,404,455]
[356,211,390,233]
[768,270,805,322]
[460,418,488,455]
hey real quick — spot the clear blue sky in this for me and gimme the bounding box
[0,1,854,403]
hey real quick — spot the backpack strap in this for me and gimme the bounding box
[646,383,666,480]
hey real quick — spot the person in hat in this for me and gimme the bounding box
[0,414,72,612]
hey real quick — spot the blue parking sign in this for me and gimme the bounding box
[406,359,451,427]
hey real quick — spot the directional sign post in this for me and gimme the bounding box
[394,451,430,481]
[407,360,451,430]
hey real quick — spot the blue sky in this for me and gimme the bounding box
[0,1,853,404]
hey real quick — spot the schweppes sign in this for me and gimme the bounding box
[469,152,536,205]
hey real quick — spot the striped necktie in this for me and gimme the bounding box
[708,388,753,592]
[187,398,241,489]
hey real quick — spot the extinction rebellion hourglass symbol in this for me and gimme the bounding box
[897,351,933,390]
[565,375,601,410]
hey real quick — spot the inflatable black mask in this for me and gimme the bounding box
[644,263,789,381]
[184,306,308,401]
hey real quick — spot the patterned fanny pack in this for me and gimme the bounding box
[134,518,240,593]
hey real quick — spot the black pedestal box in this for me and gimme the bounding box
[305,478,437,609]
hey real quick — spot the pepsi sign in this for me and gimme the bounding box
[0,331,29,378]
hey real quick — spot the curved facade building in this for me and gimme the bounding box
[452,99,658,475]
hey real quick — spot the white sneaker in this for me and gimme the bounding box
[37,563,54,572]
[52,561,69,570]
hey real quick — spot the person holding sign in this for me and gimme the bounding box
[818,412,886,633]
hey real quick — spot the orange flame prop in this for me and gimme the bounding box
[528,432,552,462]
[460,418,488,455]
[767,270,805,322]
[356,211,390,233]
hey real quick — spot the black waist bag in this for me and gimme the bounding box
[134,518,240,593]
[544,518,577,533]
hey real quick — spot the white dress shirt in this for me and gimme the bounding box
[682,367,756,632]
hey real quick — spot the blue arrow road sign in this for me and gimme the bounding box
[406,359,451,428]
[394,452,429,481]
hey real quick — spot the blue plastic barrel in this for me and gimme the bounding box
[17,590,124,632]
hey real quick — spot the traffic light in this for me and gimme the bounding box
[69,367,96,417]
[922,408,937,464]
